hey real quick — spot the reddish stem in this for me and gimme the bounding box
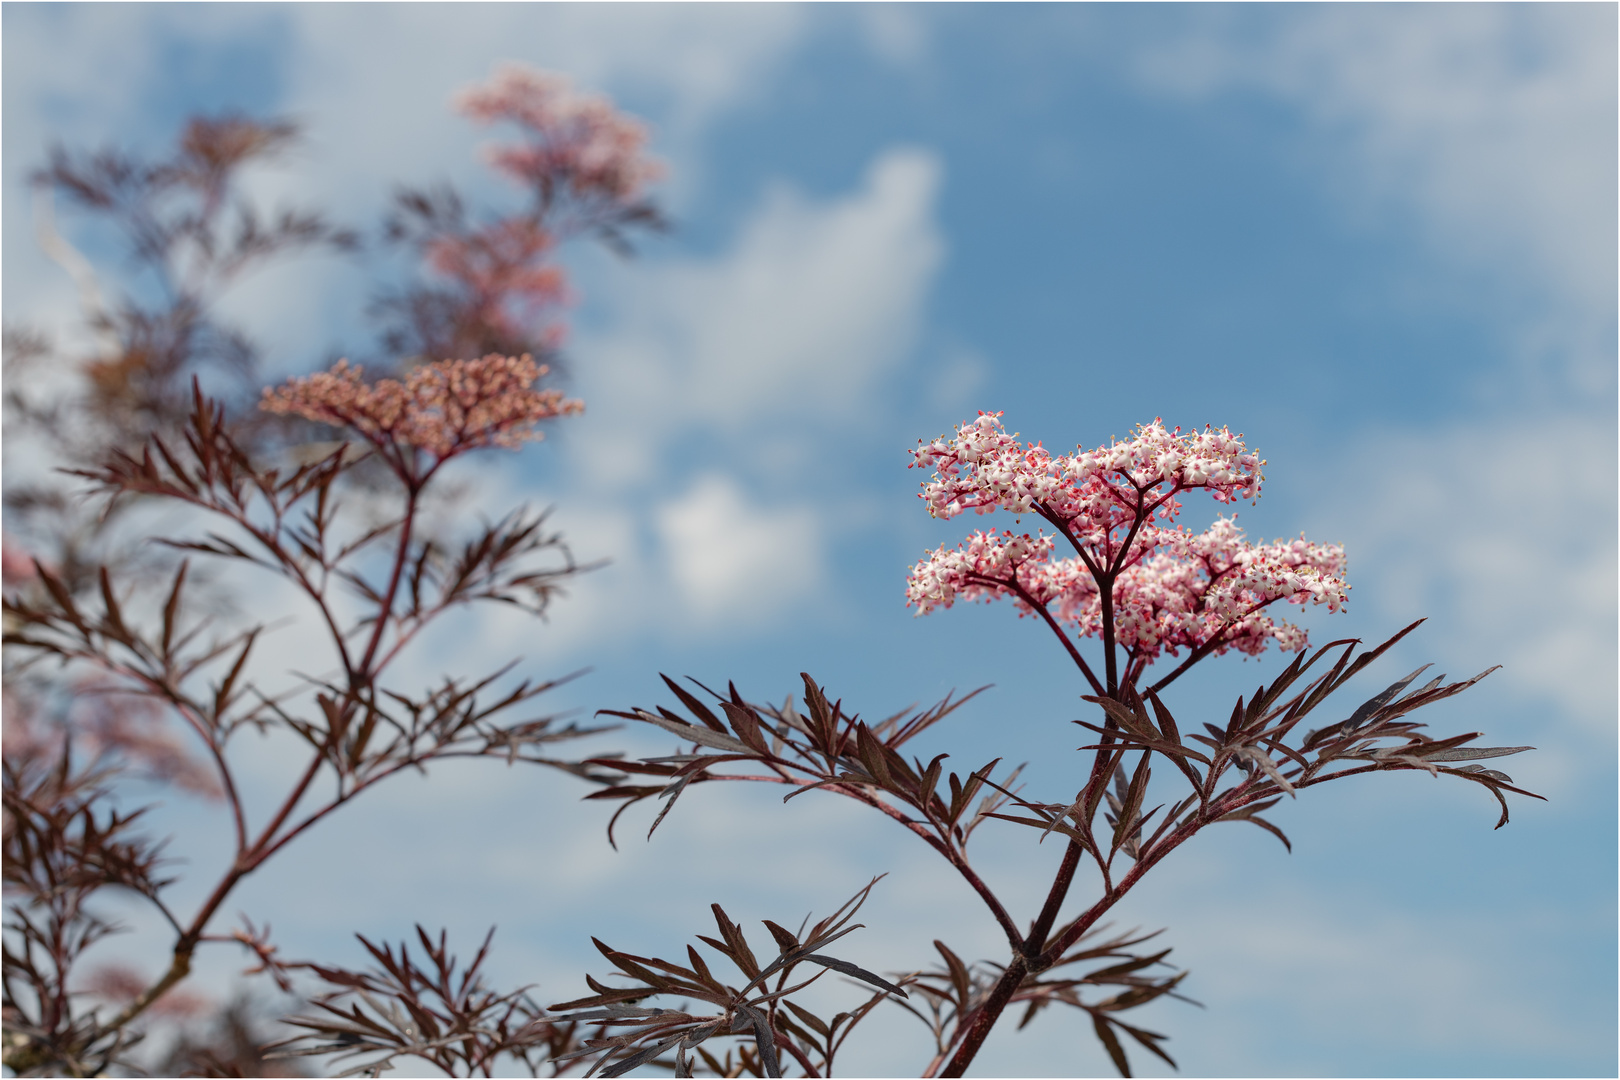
[940,955,1028,1077]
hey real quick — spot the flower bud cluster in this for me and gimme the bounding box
[261,354,582,462]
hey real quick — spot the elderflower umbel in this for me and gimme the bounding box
[260,353,582,466]
[908,414,1347,665]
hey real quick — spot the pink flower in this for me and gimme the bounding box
[260,354,582,468]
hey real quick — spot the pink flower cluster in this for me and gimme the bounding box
[905,530,1062,615]
[908,414,1346,667]
[457,65,665,205]
[914,412,1262,519]
[260,354,582,463]
[908,519,1346,662]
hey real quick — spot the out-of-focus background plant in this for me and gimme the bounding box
[4,6,1613,1077]
[4,67,662,1075]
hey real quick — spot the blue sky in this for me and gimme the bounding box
[3,5,1615,1077]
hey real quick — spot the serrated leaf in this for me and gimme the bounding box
[721,701,770,755]
[782,999,829,1040]
[800,954,907,998]
[661,674,728,733]
[761,920,799,954]
[935,940,970,1008]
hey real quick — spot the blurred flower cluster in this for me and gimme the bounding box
[261,353,582,479]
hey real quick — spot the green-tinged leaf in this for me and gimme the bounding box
[1419,745,1534,762]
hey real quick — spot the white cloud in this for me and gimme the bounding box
[680,149,945,417]
[655,474,822,626]
[273,4,808,211]
[1116,851,1598,1075]
[574,147,945,491]
[856,5,932,68]
[533,146,945,636]
[1306,412,1616,733]
[4,5,813,378]
[1133,5,1616,389]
